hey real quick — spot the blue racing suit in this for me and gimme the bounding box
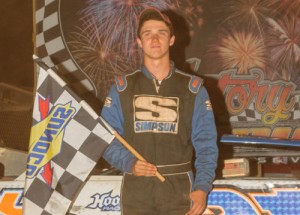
[101,63,218,214]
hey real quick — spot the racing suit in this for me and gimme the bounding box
[101,62,218,215]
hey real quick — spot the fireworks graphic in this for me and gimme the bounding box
[265,16,300,81]
[207,29,266,74]
[66,0,300,99]
[217,0,273,36]
[203,0,300,81]
[267,0,300,17]
[80,0,173,63]
[68,21,132,99]
[79,0,204,61]
[68,0,205,100]
[174,0,204,28]
[59,0,300,142]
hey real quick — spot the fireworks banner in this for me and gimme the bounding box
[34,0,300,141]
[23,57,114,214]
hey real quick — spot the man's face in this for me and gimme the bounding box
[137,20,175,60]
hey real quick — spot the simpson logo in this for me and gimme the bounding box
[27,101,76,179]
[134,95,179,134]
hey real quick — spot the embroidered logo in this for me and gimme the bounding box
[104,97,112,107]
[134,95,179,134]
[205,100,213,110]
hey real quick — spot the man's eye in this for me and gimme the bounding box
[159,31,167,36]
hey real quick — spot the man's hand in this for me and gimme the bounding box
[185,190,207,215]
[132,160,157,176]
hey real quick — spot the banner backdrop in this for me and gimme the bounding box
[34,0,300,141]
[3,177,300,215]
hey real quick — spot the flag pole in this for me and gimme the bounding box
[113,132,165,182]
[33,55,165,182]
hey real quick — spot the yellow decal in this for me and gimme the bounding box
[27,103,76,178]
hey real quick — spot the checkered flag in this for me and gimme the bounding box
[23,56,114,215]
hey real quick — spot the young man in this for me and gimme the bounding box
[101,8,218,215]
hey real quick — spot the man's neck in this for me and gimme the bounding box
[144,58,171,81]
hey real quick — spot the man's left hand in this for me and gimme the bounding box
[185,190,207,215]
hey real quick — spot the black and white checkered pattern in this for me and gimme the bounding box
[230,102,262,122]
[35,0,96,97]
[23,62,114,215]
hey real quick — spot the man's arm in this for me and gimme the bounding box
[191,86,218,193]
[187,86,218,215]
[101,85,137,173]
[192,87,218,192]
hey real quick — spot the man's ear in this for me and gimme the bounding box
[137,38,142,48]
[169,35,175,46]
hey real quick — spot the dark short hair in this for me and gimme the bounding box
[137,8,174,38]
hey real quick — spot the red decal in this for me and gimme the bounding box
[117,76,124,86]
[41,162,53,186]
[38,97,53,186]
[38,97,50,119]
[192,78,199,88]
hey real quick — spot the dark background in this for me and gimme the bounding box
[0,0,34,89]
[0,1,34,151]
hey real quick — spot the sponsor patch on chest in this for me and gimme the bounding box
[133,95,179,134]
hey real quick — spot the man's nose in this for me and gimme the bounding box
[151,34,159,41]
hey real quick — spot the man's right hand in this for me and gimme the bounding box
[132,160,157,176]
